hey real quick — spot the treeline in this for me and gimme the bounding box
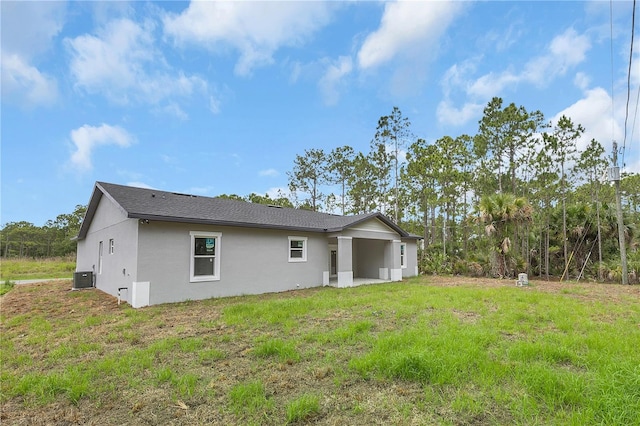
[2,99,638,283]
[1,205,87,258]
[284,100,640,282]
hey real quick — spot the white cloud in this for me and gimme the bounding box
[574,72,591,91]
[467,70,519,99]
[438,27,592,126]
[523,28,590,86]
[318,56,353,106]
[440,59,478,98]
[468,29,590,97]
[162,2,334,76]
[209,96,221,115]
[547,85,640,174]
[66,18,208,109]
[1,54,58,106]
[630,38,640,88]
[551,87,621,152]
[626,157,640,174]
[259,168,280,177]
[357,1,464,70]
[436,99,484,126]
[69,124,135,172]
[127,181,155,190]
[1,1,66,58]
[0,1,65,107]
[189,186,214,195]
[265,186,292,200]
[155,103,188,121]
[550,28,590,68]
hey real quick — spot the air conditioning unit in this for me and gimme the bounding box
[73,271,94,289]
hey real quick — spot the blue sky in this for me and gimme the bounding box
[1,1,638,227]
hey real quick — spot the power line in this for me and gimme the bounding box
[622,0,636,168]
[610,0,616,147]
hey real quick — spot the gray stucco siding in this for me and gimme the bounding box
[401,239,419,277]
[336,228,399,241]
[354,239,385,278]
[136,222,329,304]
[75,197,139,303]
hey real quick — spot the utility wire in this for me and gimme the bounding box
[610,0,616,155]
[622,0,636,168]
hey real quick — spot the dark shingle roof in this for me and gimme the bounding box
[77,182,415,240]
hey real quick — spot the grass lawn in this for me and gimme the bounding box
[0,257,75,281]
[1,276,639,425]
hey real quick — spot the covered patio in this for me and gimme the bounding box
[327,277,391,287]
[322,235,403,288]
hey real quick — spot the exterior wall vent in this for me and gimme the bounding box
[73,271,94,289]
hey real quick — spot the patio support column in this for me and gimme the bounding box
[337,236,353,287]
[390,239,402,281]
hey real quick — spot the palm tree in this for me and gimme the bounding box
[476,193,533,278]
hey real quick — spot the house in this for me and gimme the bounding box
[75,182,421,307]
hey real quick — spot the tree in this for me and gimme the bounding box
[373,107,413,222]
[347,153,378,214]
[405,138,439,244]
[247,192,294,208]
[369,136,393,217]
[544,115,583,275]
[1,221,40,257]
[620,173,640,214]
[476,97,544,195]
[287,148,328,212]
[476,193,533,278]
[217,194,245,201]
[327,145,355,215]
[529,147,559,279]
[575,139,607,279]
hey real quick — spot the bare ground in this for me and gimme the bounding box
[1,277,638,425]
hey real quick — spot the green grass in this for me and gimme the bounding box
[1,277,639,425]
[285,393,320,423]
[228,381,274,417]
[0,279,15,295]
[0,257,75,280]
[253,338,300,362]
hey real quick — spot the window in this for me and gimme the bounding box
[288,236,307,262]
[400,243,407,269]
[190,231,221,282]
[98,241,103,274]
[109,239,114,254]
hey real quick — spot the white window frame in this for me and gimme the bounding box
[400,243,407,269]
[109,238,114,255]
[288,236,307,262]
[190,231,222,282]
[98,241,103,274]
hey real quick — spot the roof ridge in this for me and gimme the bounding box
[77,182,415,240]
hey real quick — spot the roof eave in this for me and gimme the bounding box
[129,213,328,234]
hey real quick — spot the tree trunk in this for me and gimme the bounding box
[596,196,603,281]
[562,194,568,274]
[561,169,568,274]
[431,207,437,246]
[545,214,550,281]
[539,228,543,278]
